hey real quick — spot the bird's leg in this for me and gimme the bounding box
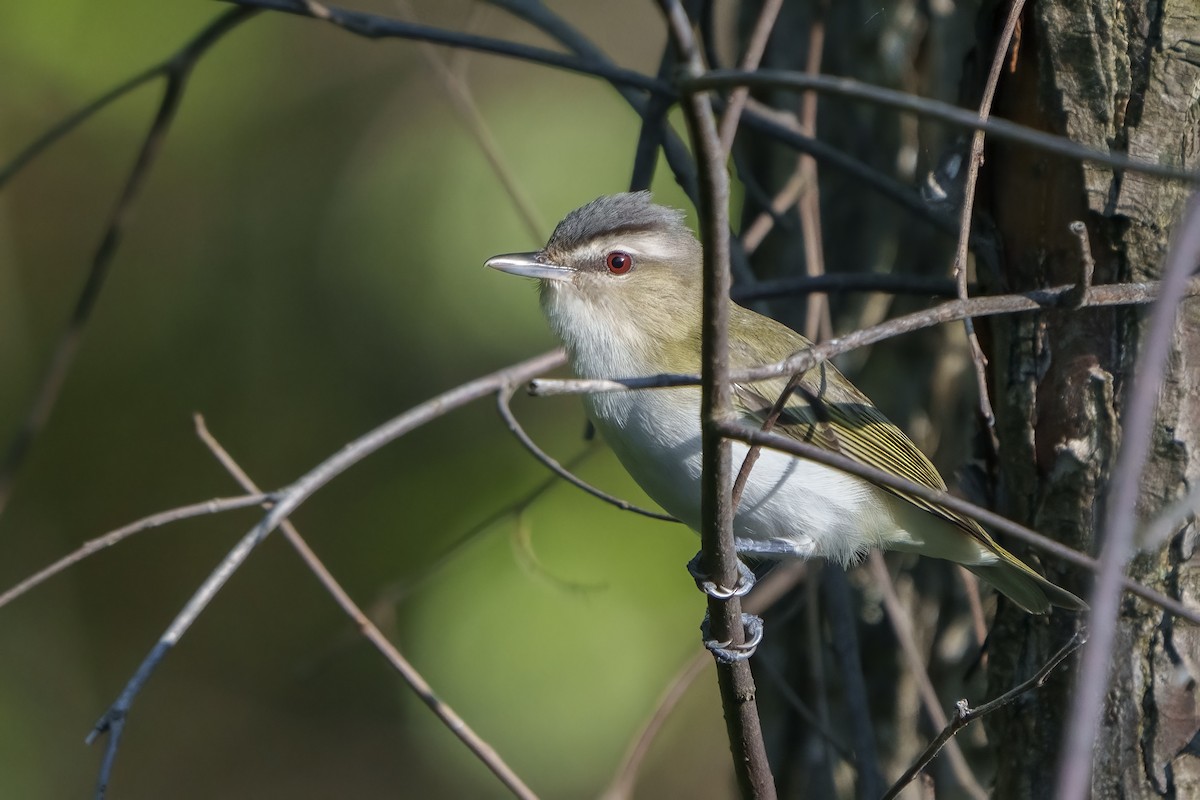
[734,536,816,559]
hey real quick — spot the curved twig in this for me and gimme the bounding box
[223,0,668,94]
[496,385,676,522]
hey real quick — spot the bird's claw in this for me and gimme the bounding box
[700,612,764,663]
[687,552,755,599]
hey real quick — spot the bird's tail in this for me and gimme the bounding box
[966,557,1087,614]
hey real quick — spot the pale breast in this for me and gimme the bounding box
[585,387,904,565]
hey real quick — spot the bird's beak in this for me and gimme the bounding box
[485,252,575,282]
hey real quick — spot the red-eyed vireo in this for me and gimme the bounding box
[487,192,1085,614]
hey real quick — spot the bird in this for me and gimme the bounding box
[486,191,1085,614]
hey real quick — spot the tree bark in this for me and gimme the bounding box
[983,2,1200,798]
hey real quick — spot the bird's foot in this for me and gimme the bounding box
[700,611,764,663]
[687,552,755,599]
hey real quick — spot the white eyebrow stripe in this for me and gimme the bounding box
[603,233,679,261]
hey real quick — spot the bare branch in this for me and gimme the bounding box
[1066,220,1096,309]
[84,350,564,797]
[688,70,1200,184]
[866,554,987,800]
[193,417,540,800]
[0,493,268,612]
[0,8,258,520]
[714,420,1200,625]
[657,1,776,796]
[496,386,676,521]
[394,0,546,241]
[717,0,783,153]
[530,279,1200,396]
[950,0,1026,449]
[1057,191,1200,800]
[223,0,668,94]
[883,630,1086,800]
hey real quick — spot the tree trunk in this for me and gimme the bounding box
[983,2,1200,798]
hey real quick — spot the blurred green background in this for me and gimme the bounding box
[0,2,740,797]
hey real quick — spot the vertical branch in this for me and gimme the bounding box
[1056,193,1200,800]
[716,0,783,153]
[656,2,776,798]
[951,0,1026,450]
[794,8,830,343]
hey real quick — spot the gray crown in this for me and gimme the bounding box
[545,192,689,254]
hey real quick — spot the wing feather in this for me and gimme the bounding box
[727,307,990,542]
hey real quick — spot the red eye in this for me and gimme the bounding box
[605,251,633,274]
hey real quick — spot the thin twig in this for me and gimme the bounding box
[688,70,1200,184]
[84,350,565,798]
[486,0,700,203]
[226,0,668,93]
[658,2,776,797]
[602,652,711,800]
[0,494,268,611]
[1067,220,1096,309]
[529,278,1200,396]
[193,416,539,800]
[0,9,256,188]
[739,98,964,241]
[496,385,676,521]
[866,554,987,800]
[729,372,801,515]
[793,7,831,344]
[0,8,257,520]
[1057,192,1200,800]
[393,0,545,242]
[734,272,962,301]
[739,166,813,253]
[955,567,989,655]
[883,630,1086,800]
[950,0,1026,451]
[717,0,784,154]
[712,420,1200,624]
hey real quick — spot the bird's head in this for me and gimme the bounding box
[486,192,703,372]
